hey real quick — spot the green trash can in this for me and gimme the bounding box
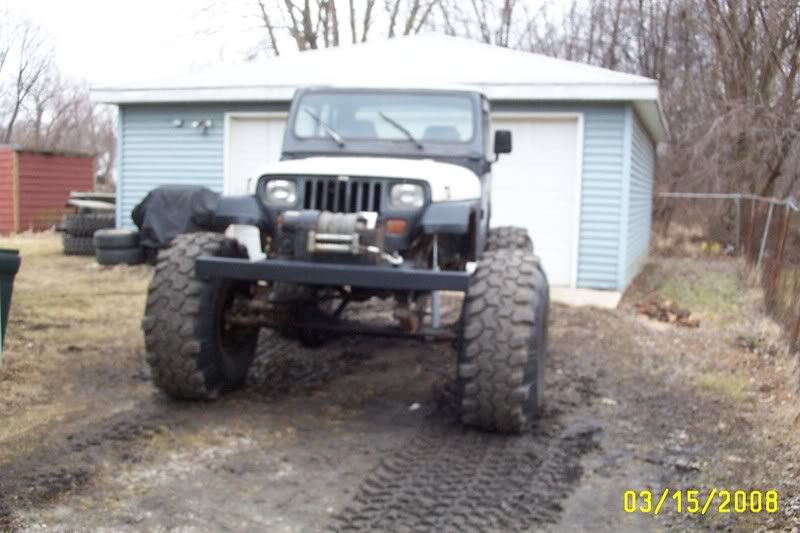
[0,248,21,351]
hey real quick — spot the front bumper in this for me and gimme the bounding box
[195,257,470,292]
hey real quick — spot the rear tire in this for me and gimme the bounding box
[96,246,145,266]
[94,228,140,249]
[142,232,258,399]
[486,226,533,252]
[458,246,549,433]
[62,234,95,256]
[63,213,115,237]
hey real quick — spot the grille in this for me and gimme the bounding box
[302,176,384,213]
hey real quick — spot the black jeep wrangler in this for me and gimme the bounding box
[142,87,549,433]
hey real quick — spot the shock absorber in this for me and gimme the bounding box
[431,233,441,329]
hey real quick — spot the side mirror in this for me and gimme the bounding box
[494,129,512,156]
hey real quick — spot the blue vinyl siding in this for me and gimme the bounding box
[492,102,627,290]
[118,100,644,290]
[623,111,656,285]
[117,103,287,228]
[578,106,626,289]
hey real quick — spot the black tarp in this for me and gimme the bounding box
[131,186,220,260]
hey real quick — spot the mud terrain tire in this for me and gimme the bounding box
[63,213,115,237]
[459,248,549,433]
[93,228,140,249]
[62,234,95,256]
[486,226,533,252]
[95,246,145,266]
[143,232,258,399]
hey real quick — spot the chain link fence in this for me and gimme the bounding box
[655,192,800,349]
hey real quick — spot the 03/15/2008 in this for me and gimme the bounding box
[623,488,779,515]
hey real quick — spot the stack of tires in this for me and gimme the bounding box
[62,213,115,256]
[93,229,145,266]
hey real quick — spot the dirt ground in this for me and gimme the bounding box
[2,233,800,532]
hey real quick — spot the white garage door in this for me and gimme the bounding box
[490,116,580,287]
[225,114,287,194]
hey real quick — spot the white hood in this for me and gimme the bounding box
[253,156,481,203]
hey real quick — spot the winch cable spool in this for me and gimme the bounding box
[317,211,363,234]
[310,211,402,266]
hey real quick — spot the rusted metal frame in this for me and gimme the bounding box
[431,233,441,328]
[767,205,792,302]
[229,313,458,341]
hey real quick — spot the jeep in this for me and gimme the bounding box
[142,87,549,433]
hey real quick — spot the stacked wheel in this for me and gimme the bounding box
[459,228,549,434]
[93,229,145,266]
[62,213,114,256]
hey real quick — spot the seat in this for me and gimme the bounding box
[343,120,378,139]
[423,126,461,141]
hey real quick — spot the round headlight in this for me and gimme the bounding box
[264,179,298,207]
[390,183,424,208]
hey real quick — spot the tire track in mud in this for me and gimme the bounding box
[248,332,372,395]
[0,401,173,531]
[0,329,379,531]
[332,417,600,532]
[331,346,602,532]
[1,299,601,531]
[0,330,375,530]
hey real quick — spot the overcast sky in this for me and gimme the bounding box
[5,0,274,87]
[6,1,573,88]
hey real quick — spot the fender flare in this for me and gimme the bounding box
[213,196,270,231]
[420,201,478,235]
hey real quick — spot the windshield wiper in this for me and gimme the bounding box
[302,107,345,147]
[378,112,423,150]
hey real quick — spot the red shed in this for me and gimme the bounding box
[0,146,94,234]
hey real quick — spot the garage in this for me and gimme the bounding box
[491,116,580,287]
[225,113,287,195]
[93,34,668,293]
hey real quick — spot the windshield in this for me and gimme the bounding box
[294,91,475,143]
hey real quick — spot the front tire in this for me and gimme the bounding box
[142,232,258,399]
[458,247,549,433]
[486,226,533,252]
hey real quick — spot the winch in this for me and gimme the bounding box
[276,210,401,265]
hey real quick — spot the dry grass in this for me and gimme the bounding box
[651,222,734,259]
[627,255,748,328]
[0,232,152,424]
[695,371,749,401]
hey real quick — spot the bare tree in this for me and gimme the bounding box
[1,17,51,144]
[242,0,442,53]
[223,0,800,210]
[348,0,358,42]
[361,0,377,41]
[0,14,11,83]
[692,0,800,196]
[256,0,282,55]
[385,0,439,38]
[0,11,117,185]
